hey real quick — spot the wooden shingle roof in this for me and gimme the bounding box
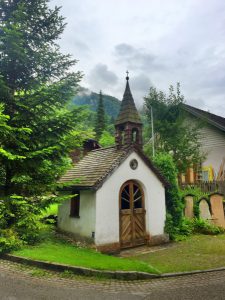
[59,146,127,189]
[59,146,169,190]
[115,77,142,125]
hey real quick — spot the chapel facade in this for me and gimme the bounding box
[58,74,168,253]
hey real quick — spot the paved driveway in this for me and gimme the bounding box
[1,259,225,299]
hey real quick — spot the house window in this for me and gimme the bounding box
[70,192,80,218]
[202,170,209,181]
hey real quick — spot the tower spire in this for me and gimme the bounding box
[115,73,143,148]
[115,72,142,125]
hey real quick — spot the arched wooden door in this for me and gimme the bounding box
[119,181,146,248]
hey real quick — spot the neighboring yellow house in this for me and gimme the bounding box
[180,104,225,183]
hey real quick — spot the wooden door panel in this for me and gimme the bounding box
[133,212,146,244]
[120,214,133,247]
[120,181,146,248]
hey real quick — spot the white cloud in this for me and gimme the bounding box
[88,64,118,92]
[51,0,225,116]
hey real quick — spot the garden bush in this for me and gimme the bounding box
[0,229,23,253]
[192,218,224,235]
[171,217,224,240]
[178,218,194,236]
[0,195,44,253]
[152,152,183,238]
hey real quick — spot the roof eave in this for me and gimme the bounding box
[183,105,225,132]
[132,146,171,188]
[58,185,96,191]
[94,146,170,190]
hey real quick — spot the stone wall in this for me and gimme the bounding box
[184,193,225,228]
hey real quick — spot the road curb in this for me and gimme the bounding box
[2,254,225,281]
[1,254,160,280]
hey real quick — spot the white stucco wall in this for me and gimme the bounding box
[185,114,225,174]
[199,125,225,173]
[95,151,166,246]
[58,190,96,239]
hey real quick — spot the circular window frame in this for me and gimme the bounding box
[130,159,138,170]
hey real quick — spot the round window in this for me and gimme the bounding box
[130,159,138,170]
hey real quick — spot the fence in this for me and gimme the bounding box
[180,181,225,196]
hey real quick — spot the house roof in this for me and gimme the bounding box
[115,75,142,125]
[183,104,225,132]
[59,145,169,190]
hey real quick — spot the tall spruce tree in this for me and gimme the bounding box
[95,90,106,140]
[0,0,85,196]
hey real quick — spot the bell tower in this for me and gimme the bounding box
[115,72,143,149]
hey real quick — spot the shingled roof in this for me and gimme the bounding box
[183,104,225,132]
[115,75,142,125]
[59,146,169,190]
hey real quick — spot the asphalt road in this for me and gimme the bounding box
[1,259,225,300]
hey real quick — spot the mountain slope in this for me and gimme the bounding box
[72,89,121,119]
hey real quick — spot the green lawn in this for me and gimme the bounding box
[13,233,225,274]
[13,238,158,274]
[131,234,225,273]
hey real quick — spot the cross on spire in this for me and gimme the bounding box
[126,70,129,81]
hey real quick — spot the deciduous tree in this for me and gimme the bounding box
[144,83,203,173]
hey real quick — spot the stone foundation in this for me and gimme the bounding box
[96,242,121,254]
[147,234,170,246]
[56,229,94,245]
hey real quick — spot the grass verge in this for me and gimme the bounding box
[131,234,225,273]
[13,236,158,274]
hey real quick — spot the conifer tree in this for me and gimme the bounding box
[0,0,85,196]
[94,90,106,140]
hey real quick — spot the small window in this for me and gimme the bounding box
[121,184,130,209]
[132,128,139,143]
[121,131,125,145]
[133,184,142,209]
[70,192,80,218]
[132,130,137,142]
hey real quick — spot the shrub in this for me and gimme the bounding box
[0,195,44,253]
[179,218,194,236]
[0,229,23,253]
[192,218,224,235]
[166,217,195,241]
[152,152,183,237]
[171,217,224,241]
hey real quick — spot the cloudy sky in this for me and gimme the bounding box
[51,0,225,116]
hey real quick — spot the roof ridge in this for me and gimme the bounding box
[182,103,225,132]
[183,103,225,119]
[90,145,117,152]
